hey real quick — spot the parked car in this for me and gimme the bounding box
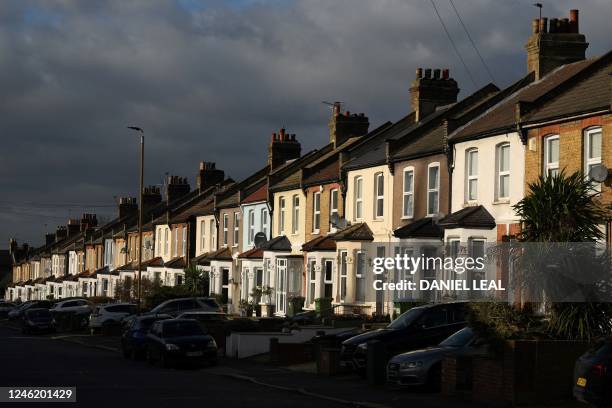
[89,303,138,333]
[340,302,467,373]
[574,338,612,407]
[50,299,93,315]
[121,314,172,359]
[147,297,222,317]
[387,327,486,388]
[176,311,229,323]
[145,319,218,368]
[21,308,56,334]
[0,301,16,318]
[8,300,52,320]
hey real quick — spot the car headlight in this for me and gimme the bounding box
[165,343,180,351]
[206,339,217,349]
[400,361,423,369]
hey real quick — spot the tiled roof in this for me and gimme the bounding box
[165,257,186,269]
[269,147,334,192]
[191,252,211,266]
[259,236,292,251]
[302,159,339,187]
[522,52,612,123]
[241,183,267,204]
[237,247,264,259]
[394,217,444,239]
[438,205,496,230]
[332,223,374,242]
[452,57,601,142]
[205,247,233,261]
[302,234,337,252]
[169,196,215,224]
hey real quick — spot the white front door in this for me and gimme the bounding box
[275,259,287,315]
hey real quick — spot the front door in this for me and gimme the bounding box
[275,259,287,315]
[221,268,230,301]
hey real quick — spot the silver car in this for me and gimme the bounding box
[386,327,487,388]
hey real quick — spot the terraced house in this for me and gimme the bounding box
[5,9,611,317]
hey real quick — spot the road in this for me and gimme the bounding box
[0,326,342,408]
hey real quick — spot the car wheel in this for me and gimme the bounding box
[121,344,130,359]
[159,353,168,369]
[426,363,442,391]
[146,349,155,365]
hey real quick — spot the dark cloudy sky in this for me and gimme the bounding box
[1,0,610,247]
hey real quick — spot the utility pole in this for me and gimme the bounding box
[128,126,144,313]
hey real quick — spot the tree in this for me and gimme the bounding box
[513,171,612,341]
[183,265,209,295]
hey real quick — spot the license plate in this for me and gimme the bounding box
[186,351,203,357]
[576,377,587,387]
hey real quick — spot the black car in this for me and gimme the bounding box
[340,302,467,373]
[8,300,53,321]
[121,314,172,359]
[21,308,55,334]
[145,319,218,368]
[574,338,612,407]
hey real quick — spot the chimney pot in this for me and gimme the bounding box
[569,9,579,33]
[424,68,432,79]
[415,68,423,79]
[433,69,441,79]
[539,17,548,33]
[442,68,450,79]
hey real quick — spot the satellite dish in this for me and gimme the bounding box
[254,232,267,248]
[432,213,445,224]
[330,213,347,229]
[330,213,340,226]
[589,164,609,183]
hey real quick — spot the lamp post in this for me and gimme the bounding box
[127,126,144,313]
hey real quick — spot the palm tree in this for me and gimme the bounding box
[513,171,612,341]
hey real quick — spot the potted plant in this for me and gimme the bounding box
[287,295,305,317]
[250,286,263,317]
[261,286,275,317]
[239,299,253,317]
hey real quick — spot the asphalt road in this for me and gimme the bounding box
[0,326,342,408]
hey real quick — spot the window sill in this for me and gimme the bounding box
[401,216,414,220]
[492,199,510,205]
[462,201,479,208]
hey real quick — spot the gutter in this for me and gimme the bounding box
[520,109,610,129]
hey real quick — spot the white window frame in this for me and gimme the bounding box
[355,250,366,302]
[402,167,414,218]
[209,219,216,251]
[313,192,321,233]
[200,220,205,251]
[374,172,384,219]
[307,258,316,305]
[261,208,269,238]
[248,210,255,245]
[329,189,338,232]
[173,228,178,257]
[279,197,286,235]
[466,148,478,202]
[427,163,440,216]
[291,195,299,235]
[584,127,602,189]
[543,134,560,178]
[354,176,363,220]
[182,227,187,257]
[233,212,240,247]
[496,143,510,200]
[222,214,229,247]
[339,250,348,299]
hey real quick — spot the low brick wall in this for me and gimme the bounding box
[442,355,473,398]
[466,340,590,406]
[269,338,314,365]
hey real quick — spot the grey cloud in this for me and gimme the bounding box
[1,0,610,245]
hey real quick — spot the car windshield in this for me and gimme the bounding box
[387,308,423,330]
[162,321,204,337]
[138,318,167,329]
[439,328,474,347]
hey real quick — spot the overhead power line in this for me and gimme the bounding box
[449,0,496,84]
[429,0,478,89]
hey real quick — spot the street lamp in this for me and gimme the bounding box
[127,126,144,313]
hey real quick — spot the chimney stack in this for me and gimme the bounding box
[79,213,98,233]
[118,197,138,219]
[328,103,369,149]
[268,128,301,169]
[525,9,588,80]
[9,238,18,255]
[55,226,67,242]
[67,219,80,237]
[410,67,459,122]
[196,162,225,192]
[165,176,190,204]
[142,186,162,213]
[45,233,55,246]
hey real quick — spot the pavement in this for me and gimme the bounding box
[0,321,584,408]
